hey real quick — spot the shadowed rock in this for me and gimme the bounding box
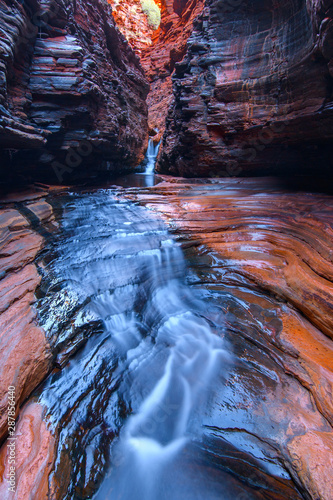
[0,0,149,184]
[157,0,333,176]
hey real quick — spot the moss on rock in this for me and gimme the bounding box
[140,0,161,30]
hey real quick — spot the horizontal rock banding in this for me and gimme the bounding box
[126,177,333,498]
[0,190,55,443]
[157,0,333,176]
[0,0,149,184]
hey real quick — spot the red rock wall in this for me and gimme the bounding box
[0,189,55,444]
[108,0,160,56]
[157,0,333,176]
[0,402,55,500]
[108,0,204,139]
[0,0,149,184]
[142,0,204,137]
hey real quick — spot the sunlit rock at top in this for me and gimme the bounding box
[108,0,161,55]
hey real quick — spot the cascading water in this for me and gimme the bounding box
[112,138,161,188]
[36,189,305,500]
[37,190,230,499]
[95,286,229,499]
[145,138,160,175]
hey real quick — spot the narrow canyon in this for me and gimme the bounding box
[0,0,333,499]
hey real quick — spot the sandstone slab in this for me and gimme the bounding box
[126,177,333,499]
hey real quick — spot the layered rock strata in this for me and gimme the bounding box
[141,0,204,136]
[157,0,333,176]
[0,402,55,500]
[108,0,204,139]
[0,187,55,443]
[126,177,333,499]
[0,0,149,184]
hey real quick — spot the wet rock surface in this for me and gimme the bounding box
[0,187,56,444]
[0,178,330,498]
[0,402,55,500]
[0,0,149,184]
[125,176,333,498]
[157,0,333,176]
[31,187,306,499]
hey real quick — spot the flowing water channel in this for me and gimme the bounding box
[32,150,308,499]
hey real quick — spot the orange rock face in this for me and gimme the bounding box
[109,0,204,138]
[141,0,204,136]
[134,178,333,339]
[125,176,333,499]
[0,190,53,442]
[109,0,161,55]
[287,431,333,499]
[0,402,55,500]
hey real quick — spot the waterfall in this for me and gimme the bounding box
[145,138,160,175]
[38,190,231,500]
[35,188,304,500]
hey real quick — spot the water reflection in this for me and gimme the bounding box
[36,188,305,499]
[38,191,230,499]
[112,172,161,188]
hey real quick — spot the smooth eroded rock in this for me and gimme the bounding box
[0,199,53,443]
[126,177,333,498]
[0,402,55,500]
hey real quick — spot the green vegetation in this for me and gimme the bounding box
[140,0,161,30]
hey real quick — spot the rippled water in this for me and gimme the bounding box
[36,186,305,499]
